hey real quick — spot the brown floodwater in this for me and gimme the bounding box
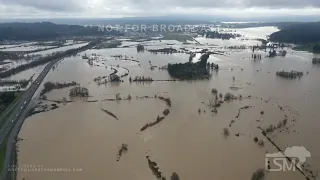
[16,28,320,180]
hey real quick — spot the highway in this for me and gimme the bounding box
[0,39,103,180]
[0,57,63,180]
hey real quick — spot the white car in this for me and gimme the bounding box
[24,101,27,104]
[11,120,14,123]
[20,106,23,109]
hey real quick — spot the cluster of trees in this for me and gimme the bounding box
[227,45,247,50]
[199,53,210,67]
[0,51,21,61]
[116,143,128,161]
[94,41,122,49]
[137,44,145,52]
[157,96,172,107]
[0,40,101,78]
[168,53,210,80]
[146,156,166,179]
[129,76,153,82]
[168,62,210,80]
[148,48,178,54]
[265,119,288,134]
[268,50,277,58]
[276,70,303,79]
[94,74,122,85]
[269,22,320,44]
[109,74,121,82]
[252,54,262,60]
[278,50,287,57]
[205,31,241,40]
[40,81,78,96]
[0,22,123,41]
[0,79,28,88]
[266,50,286,58]
[0,92,18,114]
[207,62,219,70]
[141,115,165,131]
[69,86,89,97]
[313,44,320,53]
[312,58,320,64]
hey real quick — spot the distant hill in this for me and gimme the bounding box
[269,22,320,44]
[2,15,320,25]
[0,22,122,41]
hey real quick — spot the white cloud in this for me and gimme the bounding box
[0,0,320,18]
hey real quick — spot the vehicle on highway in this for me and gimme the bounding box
[24,101,27,104]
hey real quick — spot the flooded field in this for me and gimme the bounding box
[0,41,90,85]
[28,42,89,56]
[0,45,56,52]
[16,27,320,180]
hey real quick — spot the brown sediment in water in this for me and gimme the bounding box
[16,36,320,180]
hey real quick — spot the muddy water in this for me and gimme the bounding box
[17,28,320,180]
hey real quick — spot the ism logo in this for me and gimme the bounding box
[265,146,311,172]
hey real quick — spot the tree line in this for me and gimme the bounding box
[269,22,320,44]
[0,22,123,41]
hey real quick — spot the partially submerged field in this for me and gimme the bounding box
[12,28,320,180]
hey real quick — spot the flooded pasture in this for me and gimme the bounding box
[15,27,320,180]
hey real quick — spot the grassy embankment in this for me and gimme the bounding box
[0,137,8,173]
[0,92,23,173]
[0,92,22,127]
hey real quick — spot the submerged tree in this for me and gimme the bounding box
[171,172,180,180]
[313,44,320,53]
[116,93,121,100]
[137,44,145,52]
[199,53,210,67]
[127,94,132,100]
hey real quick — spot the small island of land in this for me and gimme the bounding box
[167,53,214,80]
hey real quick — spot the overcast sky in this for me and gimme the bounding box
[0,0,320,19]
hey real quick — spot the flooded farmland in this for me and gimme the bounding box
[16,27,320,180]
